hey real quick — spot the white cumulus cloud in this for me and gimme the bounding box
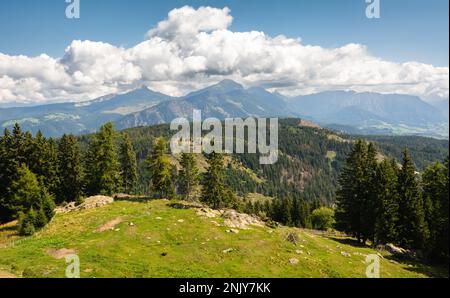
[0,6,448,105]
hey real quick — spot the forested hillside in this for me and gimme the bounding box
[107,119,448,203]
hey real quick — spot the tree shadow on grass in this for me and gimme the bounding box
[328,235,449,278]
[327,236,369,248]
[384,254,449,278]
[113,194,155,203]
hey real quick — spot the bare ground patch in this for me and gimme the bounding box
[46,248,76,259]
[95,217,124,233]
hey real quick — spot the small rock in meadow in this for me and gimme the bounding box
[289,258,299,265]
[341,251,351,257]
[226,229,239,234]
[295,250,304,254]
[211,221,221,227]
[222,248,234,254]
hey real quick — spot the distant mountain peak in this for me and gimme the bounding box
[215,79,244,90]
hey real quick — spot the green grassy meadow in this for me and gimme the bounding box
[0,199,447,278]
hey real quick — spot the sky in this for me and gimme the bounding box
[0,0,448,105]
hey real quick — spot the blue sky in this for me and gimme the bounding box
[0,1,448,105]
[0,0,448,66]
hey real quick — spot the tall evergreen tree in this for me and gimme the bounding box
[178,152,199,201]
[57,134,84,204]
[146,138,175,199]
[422,158,449,260]
[119,133,138,194]
[200,152,233,209]
[373,159,399,245]
[397,149,428,250]
[0,128,14,222]
[85,123,121,195]
[6,164,42,217]
[29,131,59,195]
[360,142,379,243]
[335,140,368,243]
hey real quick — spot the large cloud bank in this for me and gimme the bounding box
[0,6,448,104]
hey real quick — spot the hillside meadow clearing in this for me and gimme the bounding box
[0,199,447,278]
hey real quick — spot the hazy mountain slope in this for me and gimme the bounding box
[289,91,444,124]
[289,91,449,138]
[116,80,293,129]
[0,87,173,136]
[1,81,447,138]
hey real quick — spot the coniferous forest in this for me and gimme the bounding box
[0,119,448,264]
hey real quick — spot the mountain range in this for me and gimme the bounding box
[0,80,448,138]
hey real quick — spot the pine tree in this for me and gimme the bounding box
[178,152,199,201]
[373,159,399,245]
[28,131,59,195]
[335,140,368,243]
[18,209,36,236]
[0,128,15,222]
[422,158,449,260]
[397,149,429,250]
[0,125,26,221]
[119,133,138,194]
[6,164,42,217]
[85,123,121,195]
[200,152,231,209]
[360,142,379,243]
[57,134,84,204]
[39,180,56,222]
[146,138,175,199]
[34,207,48,229]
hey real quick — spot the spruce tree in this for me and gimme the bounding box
[6,164,41,216]
[28,131,59,195]
[146,138,175,199]
[200,152,230,209]
[422,159,449,260]
[178,152,199,201]
[119,133,138,194]
[57,134,84,204]
[335,140,368,243]
[373,159,399,245]
[85,123,121,196]
[397,149,428,250]
[361,142,379,243]
[18,209,36,236]
[0,128,15,222]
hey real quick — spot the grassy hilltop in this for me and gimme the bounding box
[0,199,447,278]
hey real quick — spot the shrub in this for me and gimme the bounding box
[311,207,335,231]
[18,209,36,236]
